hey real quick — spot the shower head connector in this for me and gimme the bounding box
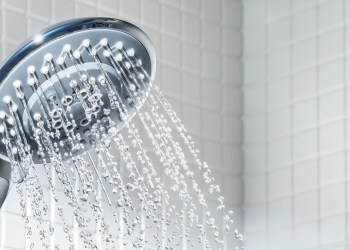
[0,17,156,205]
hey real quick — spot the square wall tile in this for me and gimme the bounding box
[223,57,242,84]
[268,197,292,229]
[294,221,319,249]
[162,35,181,66]
[100,0,119,10]
[223,28,242,57]
[293,68,317,101]
[5,9,27,41]
[182,103,201,133]
[268,167,291,200]
[244,1,265,28]
[4,0,26,10]
[121,0,140,21]
[244,85,266,114]
[295,190,318,224]
[182,73,201,104]
[29,0,51,19]
[293,98,317,130]
[268,137,291,169]
[203,51,222,81]
[52,0,75,22]
[202,110,222,140]
[244,116,265,144]
[162,5,180,35]
[203,21,221,50]
[202,82,222,110]
[321,214,346,245]
[182,13,200,43]
[203,0,221,23]
[293,38,317,71]
[320,121,344,153]
[3,213,25,249]
[320,152,345,186]
[244,146,266,175]
[76,2,97,16]
[320,28,344,62]
[182,43,201,74]
[319,0,344,31]
[244,204,266,232]
[244,55,265,83]
[268,228,292,250]
[267,78,290,109]
[161,66,181,96]
[293,8,317,40]
[223,86,242,115]
[223,116,242,144]
[320,90,344,122]
[294,159,318,192]
[223,146,242,173]
[267,0,289,22]
[244,174,266,205]
[182,0,200,15]
[268,18,290,50]
[224,175,243,204]
[268,48,291,81]
[293,128,317,161]
[244,28,265,56]
[321,183,345,217]
[319,59,344,92]
[268,108,291,138]
[142,0,160,27]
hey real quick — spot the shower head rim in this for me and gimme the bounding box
[0,17,157,85]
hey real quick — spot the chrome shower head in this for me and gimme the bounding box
[0,17,156,207]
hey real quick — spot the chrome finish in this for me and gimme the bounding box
[0,17,156,161]
[0,17,156,207]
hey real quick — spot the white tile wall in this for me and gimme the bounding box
[243,0,350,249]
[0,0,243,249]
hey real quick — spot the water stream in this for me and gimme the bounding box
[2,40,244,250]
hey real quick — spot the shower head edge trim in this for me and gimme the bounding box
[0,17,157,84]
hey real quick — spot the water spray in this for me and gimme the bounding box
[0,18,243,250]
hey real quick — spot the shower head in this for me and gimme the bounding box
[0,17,156,207]
[0,17,244,250]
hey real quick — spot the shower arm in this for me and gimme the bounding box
[0,155,10,208]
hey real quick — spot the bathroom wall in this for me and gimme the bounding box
[0,0,243,249]
[243,0,350,249]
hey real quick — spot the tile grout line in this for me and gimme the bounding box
[264,0,269,249]
[219,1,226,248]
[316,0,322,248]
[178,0,187,248]
[290,0,295,248]
[199,0,205,248]
[343,0,349,248]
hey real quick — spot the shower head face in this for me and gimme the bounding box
[0,18,156,169]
